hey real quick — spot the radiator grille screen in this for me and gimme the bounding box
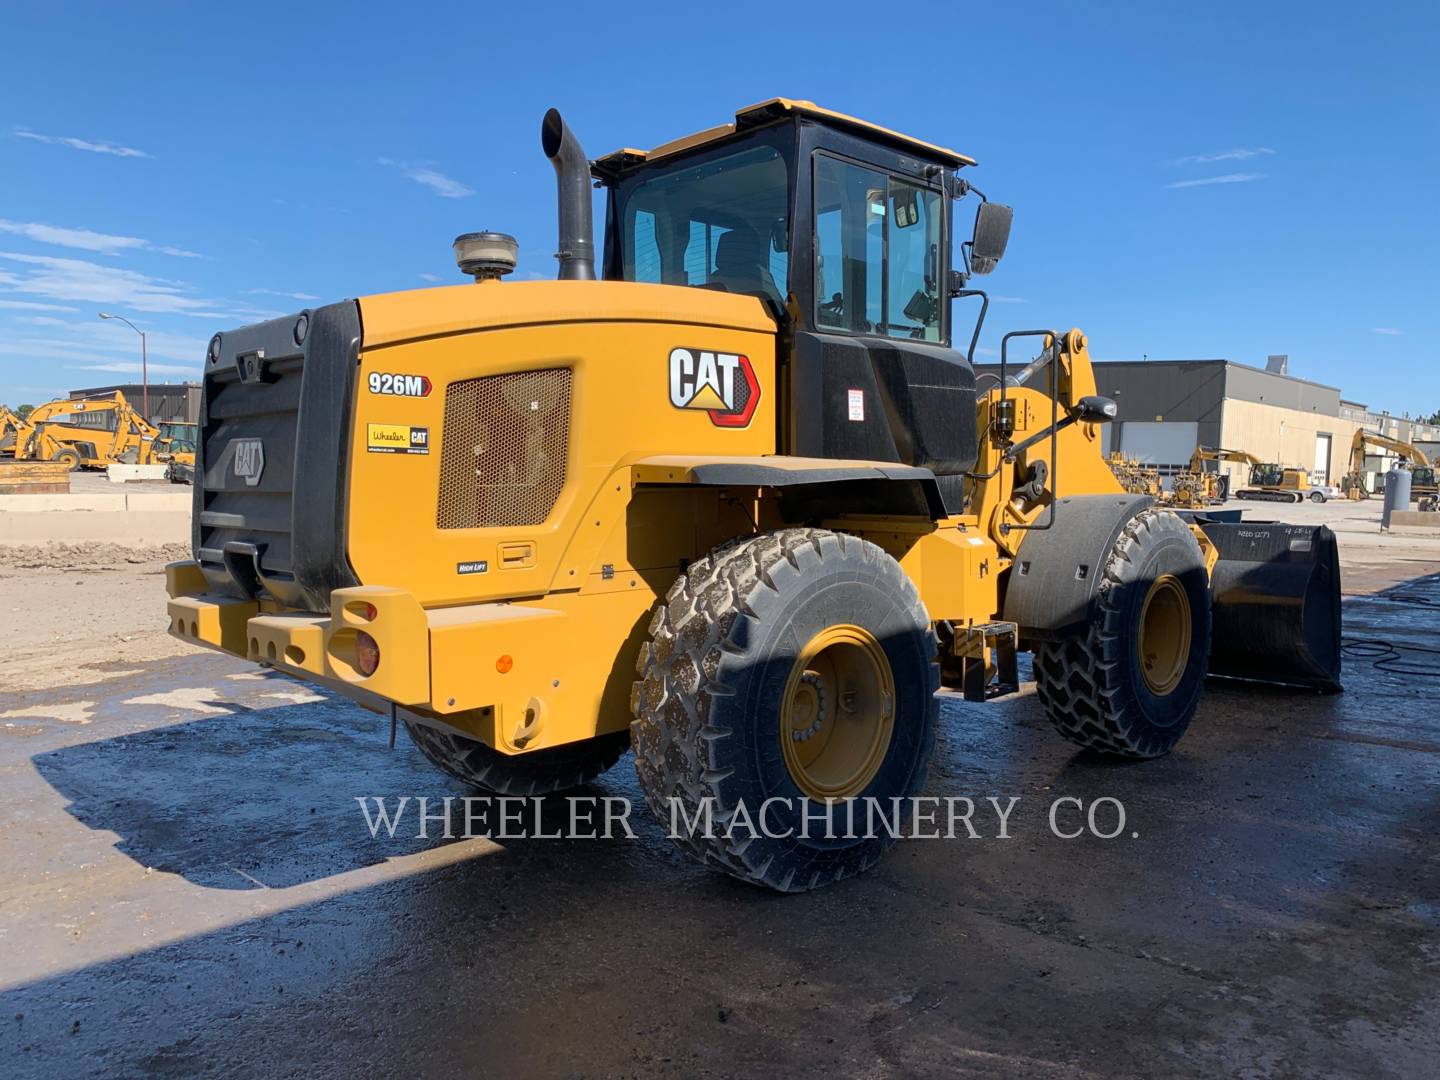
[437,368,572,529]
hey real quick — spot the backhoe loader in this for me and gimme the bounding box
[165,101,1342,891]
[0,404,25,455]
[10,391,162,470]
[1342,429,1431,501]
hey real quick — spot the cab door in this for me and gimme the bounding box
[787,150,977,494]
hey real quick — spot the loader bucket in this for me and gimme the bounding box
[1198,520,1343,692]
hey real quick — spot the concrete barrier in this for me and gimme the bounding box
[107,463,171,484]
[1385,510,1440,534]
[0,490,190,546]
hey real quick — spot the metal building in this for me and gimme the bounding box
[1088,359,1436,490]
[978,355,1436,493]
[67,382,201,424]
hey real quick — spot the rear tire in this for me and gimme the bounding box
[1309,490,1325,503]
[631,528,939,892]
[403,720,629,796]
[1033,509,1211,758]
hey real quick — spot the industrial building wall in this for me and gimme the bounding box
[1219,398,1363,484]
[1116,421,1201,466]
[68,383,199,423]
[1092,361,1226,470]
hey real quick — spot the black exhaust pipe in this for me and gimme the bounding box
[541,108,595,281]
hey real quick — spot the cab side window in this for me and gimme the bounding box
[813,155,942,341]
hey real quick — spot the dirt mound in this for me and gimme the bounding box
[0,542,190,571]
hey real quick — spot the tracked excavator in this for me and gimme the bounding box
[1342,429,1432,501]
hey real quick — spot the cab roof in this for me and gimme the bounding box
[592,98,976,179]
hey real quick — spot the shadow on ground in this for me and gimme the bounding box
[5,575,1439,1077]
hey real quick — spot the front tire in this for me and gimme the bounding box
[51,447,81,470]
[1033,509,1211,758]
[404,720,629,796]
[631,528,939,892]
[1309,490,1325,503]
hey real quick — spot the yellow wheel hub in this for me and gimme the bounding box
[1138,574,1191,695]
[780,625,895,800]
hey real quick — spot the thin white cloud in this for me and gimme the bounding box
[14,129,150,158]
[0,219,147,254]
[417,273,442,283]
[1167,147,1275,166]
[72,361,198,376]
[989,296,1027,304]
[378,158,473,198]
[19,315,68,327]
[71,321,210,362]
[1166,172,1267,189]
[246,287,322,301]
[0,251,269,321]
[1371,327,1403,336]
[0,219,201,259]
[0,299,78,312]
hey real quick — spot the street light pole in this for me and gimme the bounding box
[98,312,148,418]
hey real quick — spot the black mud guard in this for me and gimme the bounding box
[632,456,948,520]
[1002,493,1156,642]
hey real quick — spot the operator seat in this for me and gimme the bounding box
[709,227,782,307]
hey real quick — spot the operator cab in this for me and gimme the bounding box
[1249,463,1286,488]
[593,99,1011,500]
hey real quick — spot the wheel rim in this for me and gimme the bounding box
[1138,574,1191,696]
[780,625,895,800]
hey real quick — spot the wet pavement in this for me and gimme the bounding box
[3,575,1438,1078]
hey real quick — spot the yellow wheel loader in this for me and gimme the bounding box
[165,101,1342,891]
[154,421,198,484]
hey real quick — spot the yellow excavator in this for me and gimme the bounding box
[162,100,1343,892]
[9,391,162,469]
[1342,428,1431,501]
[1236,461,1319,503]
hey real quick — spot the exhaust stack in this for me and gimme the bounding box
[541,108,595,281]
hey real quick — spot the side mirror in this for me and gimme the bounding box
[969,202,1013,275]
[1075,395,1117,424]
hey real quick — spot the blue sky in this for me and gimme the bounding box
[1,1,1435,414]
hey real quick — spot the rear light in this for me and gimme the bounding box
[355,631,380,676]
[362,602,378,621]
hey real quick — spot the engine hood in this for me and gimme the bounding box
[358,280,777,349]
